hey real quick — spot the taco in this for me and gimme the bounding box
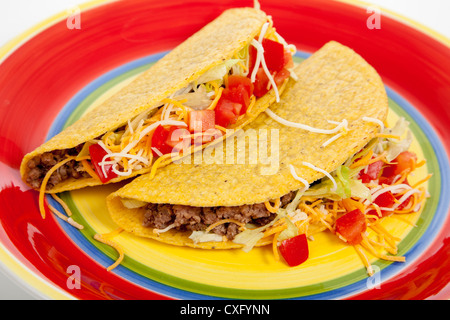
[20,7,296,200]
[106,41,429,271]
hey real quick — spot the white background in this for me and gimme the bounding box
[0,0,448,300]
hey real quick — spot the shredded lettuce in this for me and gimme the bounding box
[76,141,94,160]
[383,117,413,162]
[233,212,285,252]
[277,218,298,242]
[196,59,242,84]
[285,188,306,215]
[120,198,148,209]
[232,228,265,252]
[174,85,212,110]
[303,165,370,201]
[335,165,351,198]
[189,231,223,244]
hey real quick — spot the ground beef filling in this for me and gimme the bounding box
[143,191,296,240]
[25,146,90,190]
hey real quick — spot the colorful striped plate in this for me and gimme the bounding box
[0,0,448,299]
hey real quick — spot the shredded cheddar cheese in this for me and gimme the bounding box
[81,159,100,181]
[272,231,282,261]
[39,156,77,219]
[93,234,124,272]
[47,203,84,230]
[246,95,256,115]
[205,219,246,233]
[51,193,73,217]
[264,198,281,213]
[207,87,224,111]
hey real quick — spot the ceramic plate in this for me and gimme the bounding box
[0,0,449,300]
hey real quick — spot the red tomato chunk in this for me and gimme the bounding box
[335,209,367,245]
[248,38,292,98]
[89,143,118,183]
[279,234,309,267]
[214,75,254,128]
[151,125,190,156]
[188,110,215,133]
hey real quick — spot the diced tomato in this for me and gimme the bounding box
[221,86,250,114]
[88,143,118,183]
[367,160,384,180]
[214,99,241,128]
[359,174,371,184]
[188,110,215,133]
[214,76,257,128]
[274,68,291,87]
[375,191,396,208]
[194,128,223,146]
[151,125,172,156]
[247,38,293,98]
[283,50,294,69]
[393,151,417,176]
[378,174,397,186]
[396,195,413,211]
[151,125,190,156]
[248,38,291,77]
[380,164,395,180]
[279,234,309,267]
[252,67,270,97]
[335,209,366,245]
[359,160,384,183]
[366,191,396,217]
[227,75,254,97]
[381,151,417,181]
[261,38,285,72]
[251,66,291,98]
[248,44,258,76]
[165,126,191,151]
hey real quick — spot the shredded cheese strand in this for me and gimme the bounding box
[264,198,281,213]
[250,22,270,82]
[273,231,282,261]
[321,132,344,147]
[251,38,280,102]
[362,116,385,132]
[354,244,374,276]
[101,228,124,239]
[39,156,77,219]
[207,87,224,110]
[148,153,175,179]
[289,164,310,189]
[350,150,374,169]
[361,234,405,262]
[246,95,257,115]
[93,234,124,272]
[50,193,73,217]
[153,223,177,234]
[302,161,337,191]
[265,108,348,134]
[81,159,100,181]
[47,203,84,230]
[205,219,246,233]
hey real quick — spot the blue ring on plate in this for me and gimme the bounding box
[46,51,450,300]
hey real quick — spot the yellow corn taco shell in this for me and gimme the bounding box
[20,7,290,193]
[107,41,389,249]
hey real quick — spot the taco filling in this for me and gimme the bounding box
[121,118,430,273]
[24,20,295,192]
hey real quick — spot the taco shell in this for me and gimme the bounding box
[108,40,389,249]
[20,7,290,193]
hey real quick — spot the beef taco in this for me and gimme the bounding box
[106,41,429,272]
[20,7,296,211]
